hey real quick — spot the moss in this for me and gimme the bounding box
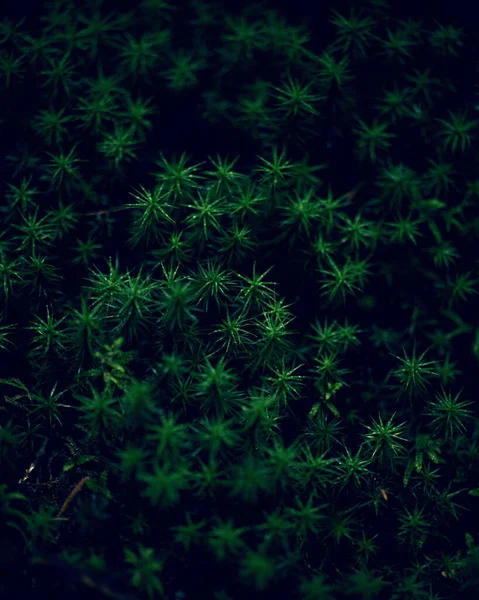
[1,1,479,598]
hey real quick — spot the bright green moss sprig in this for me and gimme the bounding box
[425,386,475,440]
[388,344,439,398]
[125,184,175,249]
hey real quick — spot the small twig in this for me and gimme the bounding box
[57,476,91,517]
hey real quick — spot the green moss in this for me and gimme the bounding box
[1,1,479,598]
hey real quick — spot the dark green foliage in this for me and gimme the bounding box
[1,2,479,600]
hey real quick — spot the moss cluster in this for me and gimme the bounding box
[1,1,479,598]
